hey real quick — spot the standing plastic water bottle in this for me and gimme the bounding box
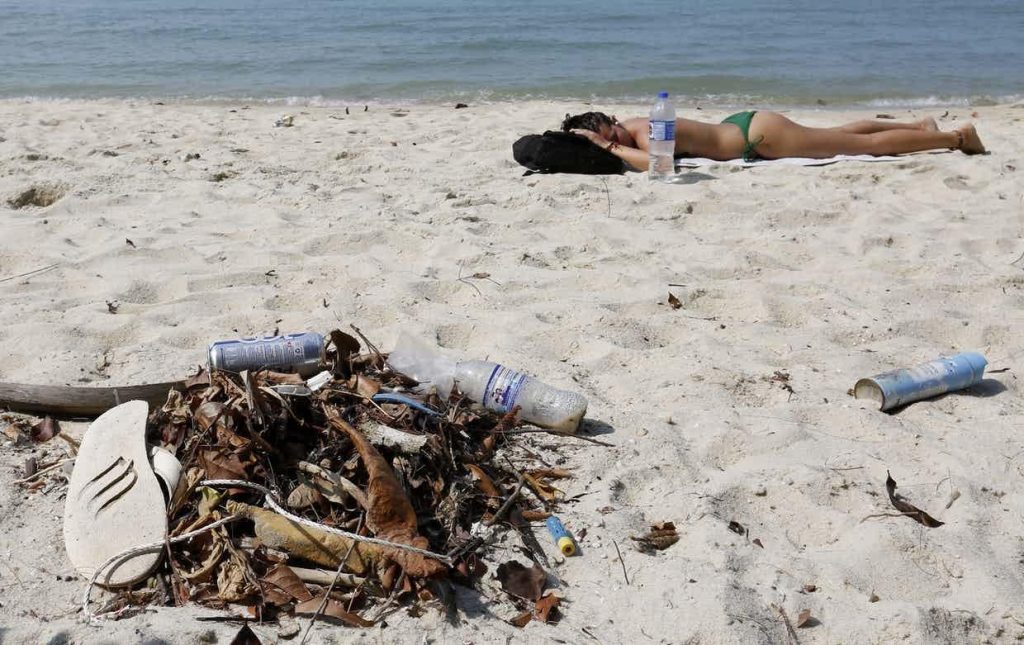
[387,333,588,434]
[648,91,676,182]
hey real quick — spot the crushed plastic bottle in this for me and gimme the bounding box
[387,333,588,434]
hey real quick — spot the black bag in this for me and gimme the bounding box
[512,130,625,175]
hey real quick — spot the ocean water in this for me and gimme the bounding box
[0,0,1021,106]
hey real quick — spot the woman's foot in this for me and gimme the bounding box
[918,117,938,132]
[956,124,985,154]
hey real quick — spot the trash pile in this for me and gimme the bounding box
[2,320,997,639]
[80,329,579,628]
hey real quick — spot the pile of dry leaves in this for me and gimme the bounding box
[115,329,569,628]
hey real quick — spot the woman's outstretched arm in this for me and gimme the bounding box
[569,128,649,171]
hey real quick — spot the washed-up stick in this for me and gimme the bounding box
[0,263,58,284]
[12,458,72,485]
[289,566,365,588]
[0,381,183,417]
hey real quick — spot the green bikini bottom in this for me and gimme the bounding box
[721,110,764,161]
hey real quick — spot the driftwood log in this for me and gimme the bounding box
[0,381,184,417]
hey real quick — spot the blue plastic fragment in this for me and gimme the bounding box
[371,392,441,417]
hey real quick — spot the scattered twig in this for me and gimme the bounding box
[12,457,72,485]
[300,516,364,644]
[371,571,406,622]
[772,604,801,644]
[58,432,80,456]
[0,263,59,284]
[447,474,525,561]
[612,540,629,586]
[944,490,961,509]
[1010,250,1024,266]
[860,511,930,523]
[348,324,384,365]
[330,389,396,421]
[495,427,614,447]
[490,475,527,527]
[456,263,501,296]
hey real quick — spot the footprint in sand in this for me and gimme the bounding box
[943,175,971,190]
[7,183,67,209]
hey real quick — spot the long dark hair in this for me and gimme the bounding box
[561,111,614,133]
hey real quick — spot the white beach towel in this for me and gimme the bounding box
[675,154,904,168]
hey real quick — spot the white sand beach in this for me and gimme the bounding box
[1,99,1023,643]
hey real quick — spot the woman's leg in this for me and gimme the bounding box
[750,112,983,159]
[833,117,937,134]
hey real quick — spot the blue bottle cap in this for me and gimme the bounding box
[658,91,669,98]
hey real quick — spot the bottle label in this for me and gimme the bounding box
[649,119,675,142]
[482,364,528,414]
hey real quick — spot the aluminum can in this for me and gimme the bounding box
[854,352,987,411]
[208,332,325,376]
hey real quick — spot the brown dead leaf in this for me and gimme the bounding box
[329,329,361,357]
[294,596,374,628]
[796,608,813,628]
[199,448,251,481]
[535,593,560,623]
[261,564,313,604]
[259,370,305,385]
[727,520,747,536]
[180,533,225,583]
[885,471,944,527]
[326,410,445,577]
[195,401,228,432]
[523,472,562,503]
[2,423,23,442]
[297,461,366,508]
[286,481,324,510]
[496,561,546,601]
[521,510,551,522]
[346,374,380,399]
[217,549,258,602]
[467,464,500,498]
[631,521,679,552]
[752,538,764,548]
[184,369,212,390]
[30,416,59,442]
[668,292,683,310]
[510,611,532,628]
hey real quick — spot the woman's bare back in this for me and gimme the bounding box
[619,117,750,161]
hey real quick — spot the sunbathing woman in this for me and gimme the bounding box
[563,110,985,170]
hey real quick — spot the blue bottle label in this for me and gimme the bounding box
[649,119,675,142]
[482,365,528,413]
